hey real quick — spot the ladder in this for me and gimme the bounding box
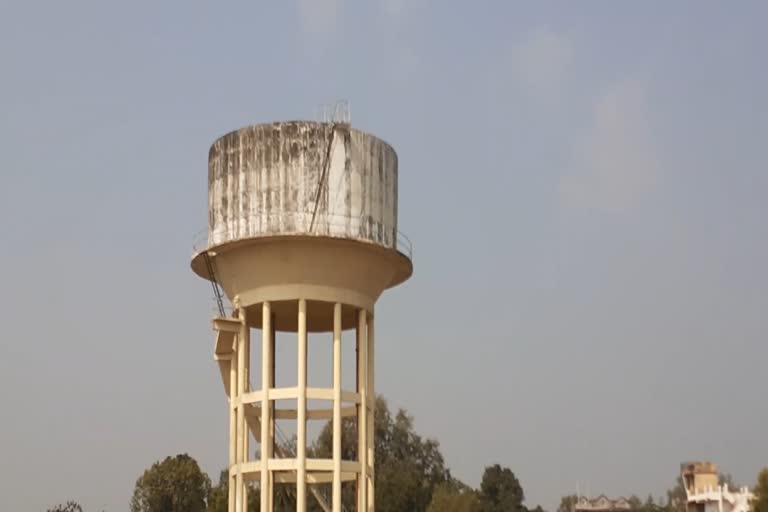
[203,251,226,317]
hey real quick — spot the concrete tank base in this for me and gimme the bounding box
[191,236,412,332]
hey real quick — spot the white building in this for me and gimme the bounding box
[682,462,754,512]
[575,495,632,512]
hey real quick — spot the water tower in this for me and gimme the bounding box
[191,120,412,512]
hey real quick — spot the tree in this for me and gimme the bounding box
[309,396,451,511]
[374,398,451,511]
[558,494,578,512]
[479,464,525,512]
[137,397,535,512]
[666,476,687,512]
[47,502,83,512]
[720,473,738,490]
[205,396,451,511]
[427,482,482,512]
[754,468,768,512]
[130,453,211,512]
[642,494,663,512]
[207,471,228,512]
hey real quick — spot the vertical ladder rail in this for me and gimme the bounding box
[203,251,226,317]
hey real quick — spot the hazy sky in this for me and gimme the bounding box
[1,1,767,511]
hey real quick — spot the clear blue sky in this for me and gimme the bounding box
[1,1,766,511]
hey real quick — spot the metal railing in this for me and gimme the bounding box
[396,229,413,260]
[192,227,208,254]
[192,212,413,260]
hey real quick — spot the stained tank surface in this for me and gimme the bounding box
[206,121,400,252]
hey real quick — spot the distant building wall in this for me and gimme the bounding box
[682,462,720,495]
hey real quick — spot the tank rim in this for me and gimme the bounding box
[207,120,397,158]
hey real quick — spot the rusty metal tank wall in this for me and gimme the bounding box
[207,121,398,249]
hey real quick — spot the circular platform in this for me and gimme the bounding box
[191,235,412,331]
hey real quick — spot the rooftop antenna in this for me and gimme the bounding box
[333,99,350,124]
[314,99,351,124]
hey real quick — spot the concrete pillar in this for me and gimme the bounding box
[242,320,250,512]
[367,311,375,512]
[229,329,238,512]
[297,299,308,511]
[332,303,342,512]
[261,302,272,512]
[269,314,276,511]
[357,308,368,511]
[236,309,247,512]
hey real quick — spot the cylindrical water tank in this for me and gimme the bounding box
[207,121,400,252]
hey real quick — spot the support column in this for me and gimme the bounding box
[297,299,308,511]
[356,308,368,512]
[229,329,238,512]
[332,303,342,512]
[242,319,250,512]
[367,311,375,512]
[236,309,247,512]
[261,302,272,512]
[269,313,276,511]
